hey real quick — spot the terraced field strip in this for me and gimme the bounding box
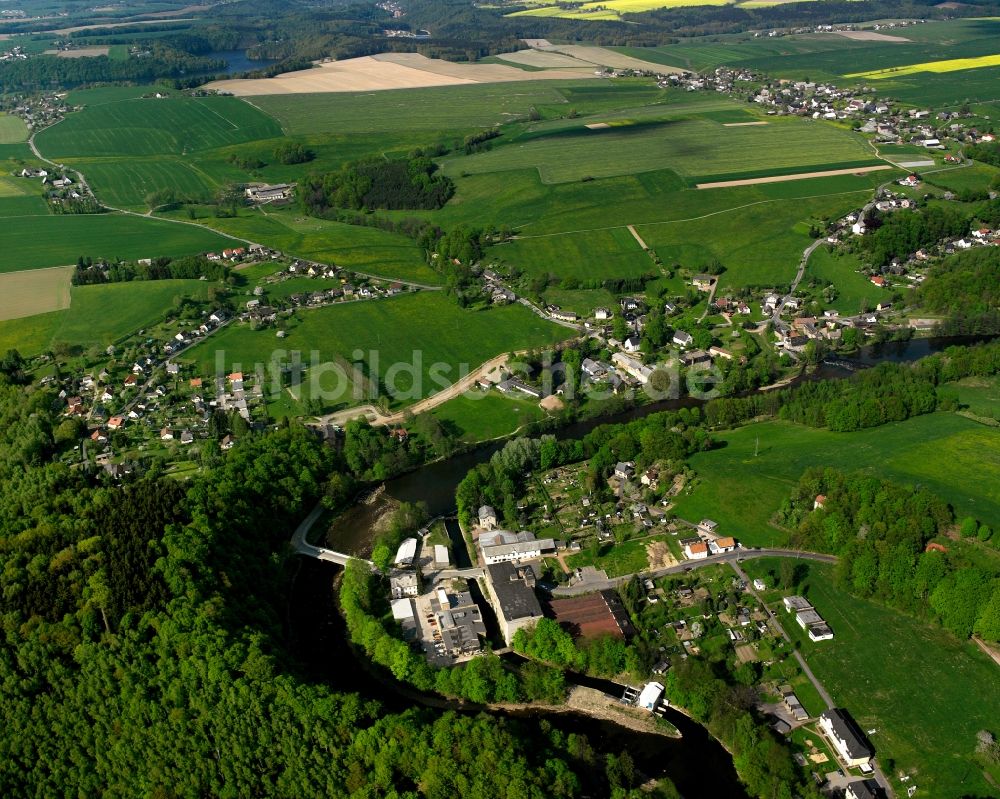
[696,164,892,189]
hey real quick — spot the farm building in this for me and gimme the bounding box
[783,596,813,613]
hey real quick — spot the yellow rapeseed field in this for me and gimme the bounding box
[846,53,1000,79]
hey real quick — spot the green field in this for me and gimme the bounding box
[445,113,877,185]
[78,158,218,209]
[744,559,1000,799]
[36,96,282,159]
[0,113,28,144]
[805,247,885,315]
[172,207,442,285]
[181,292,571,408]
[430,391,547,441]
[252,82,584,136]
[944,375,1000,420]
[0,214,235,272]
[0,278,214,354]
[672,413,1000,547]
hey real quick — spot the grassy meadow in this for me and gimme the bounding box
[0,113,29,144]
[445,112,877,185]
[181,292,571,408]
[804,247,885,315]
[672,413,1000,547]
[0,278,214,355]
[743,559,1000,799]
[169,207,442,285]
[0,214,235,272]
[430,391,548,441]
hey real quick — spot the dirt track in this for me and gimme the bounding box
[696,164,892,190]
[313,351,517,428]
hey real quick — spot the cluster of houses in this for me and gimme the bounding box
[679,518,739,561]
[783,595,834,641]
[1,92,72,130]
[0,46,28,63]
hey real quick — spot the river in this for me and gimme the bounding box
[322,334,993,555]
[297,334,991,795]
[291,557,751,798]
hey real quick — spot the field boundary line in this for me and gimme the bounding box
[194,98,240,130]
[626,224,648,249]
[515,188,875,240]
[695,164,893,189]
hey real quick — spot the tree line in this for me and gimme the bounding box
[71,254,232,285]
[775,467,1000,643]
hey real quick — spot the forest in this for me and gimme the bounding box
[0,375,645,798]
[775,467,1000,642]
[301,156,455,214]
[0,46,224,92]
[918,247,1000,335]
[861,204,969,267]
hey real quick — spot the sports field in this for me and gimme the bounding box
[0,214,235,272]
[0,112,28,144]
[672,413,1000,547]
[743,559,1000,799]
[181,292,571,409]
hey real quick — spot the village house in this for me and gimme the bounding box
[672,330,694,348]
[683,539,709,560]
[819,708,875,768]
[479,505,498,530]
[389,570,419,599]
[614,461,635,481]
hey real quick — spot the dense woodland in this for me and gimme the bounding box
[301,156,455,213]
[776,467,1000,642]
[861,204,970,267]
[919,248,1000,335]
[0,46,224,92]
[0,376,643,798]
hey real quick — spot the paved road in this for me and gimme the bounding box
[551,548,838,596]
